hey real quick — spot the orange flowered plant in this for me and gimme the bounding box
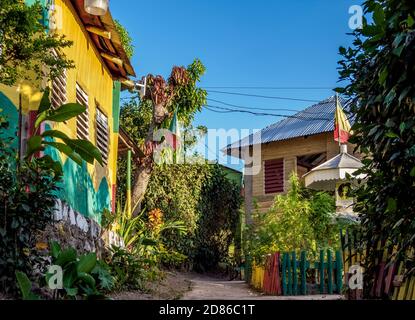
[148,208,163,234]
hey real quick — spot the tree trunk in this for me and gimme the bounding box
[131,156,153,217]
[131,102,170,217]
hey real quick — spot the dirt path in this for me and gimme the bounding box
[109,272,344,300]
[182,274,344,300]
[110,271,192,300]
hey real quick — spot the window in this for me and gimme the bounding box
[76,83,89,141]
[50,51,67,109]
[51,70,67,109]
[95,107,109,166]
[264,159,284,194]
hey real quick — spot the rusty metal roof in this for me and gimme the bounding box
[227,95,350,150]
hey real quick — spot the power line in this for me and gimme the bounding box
[206,90,321,103]
[205,105,331,121]
[120,89,327,104]
[207,98,333,115]
[203,86,333,90]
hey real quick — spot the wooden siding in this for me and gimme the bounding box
[248,132,346,213]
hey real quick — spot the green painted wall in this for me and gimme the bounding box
[43,124,111,224]
[220,165,243,188]
[25,0,49,27]
[0,92,19,149]
[112,81,121,133]
[25,0,48,5]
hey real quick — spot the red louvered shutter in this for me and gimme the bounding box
[264,159,284,194]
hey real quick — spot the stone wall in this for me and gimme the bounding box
[38,199,104,257]
[36,199,125,258]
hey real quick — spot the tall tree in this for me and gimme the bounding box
[0,0,73,86]
[124,59,207,215]
[338,0,415,297]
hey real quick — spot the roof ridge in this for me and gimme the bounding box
[263,95,337,131]
[226,95,345,150]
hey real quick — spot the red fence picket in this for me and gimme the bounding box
[263,252,281,295]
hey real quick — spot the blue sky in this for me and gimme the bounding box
[110,0,361,170]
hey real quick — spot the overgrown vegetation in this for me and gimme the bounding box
[103,203,187,292]
[0,119,59,295]
[337,0,415,297]
[246,174,339,264]
[143,163,243,271]
[116,59,242,272]
[0,90,106,298]
[193,165,243,271]
[46,241,113,299]
[0,0,73,86]
[14,242,114,300]
[114,19,134,59]
[125,59,207,214]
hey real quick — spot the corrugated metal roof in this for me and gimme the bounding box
[306,151,363,173]
[227,95,350,149]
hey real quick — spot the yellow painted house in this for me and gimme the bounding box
[0,0,136,225]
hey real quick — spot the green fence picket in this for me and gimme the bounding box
[287,252,292,295]
[282,253,288,295]
[327,250,333,294]
[336,250,343,294]
[251,248,344,297]
[292,251,298,295]
[319,250,325,294]
[300,251,307,295]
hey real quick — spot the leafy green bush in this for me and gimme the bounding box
[0,0,73,86]
[144,163,243,271]
[193,165,243,271]
[27,88,103,176]
[14,242,113,300]
[0,91,104,296]
[46,241,113,299]
[304,190,339,249]
[246,174,339,263]
[0,122,59,295]
[104,203,187,292]
[106,246,149,291]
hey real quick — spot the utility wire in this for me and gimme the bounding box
[120,90,326,104]
[206,90,320,103]
[205,105,331,121]
[203,86,333,90]
[207,98,333,115]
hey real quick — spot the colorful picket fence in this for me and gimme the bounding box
[340,228,415,300]
[247,228,415,299]
[249,250,343,296]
